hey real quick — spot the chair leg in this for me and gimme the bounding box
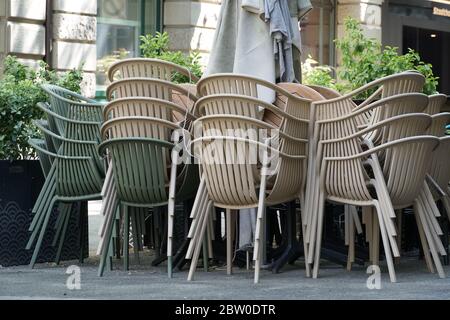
[131,208,140,264]
[26,183,56,250]
[371,208,380,266]
[123,206,130,271]
[373,202,396,283]
[98,201,119,277]
[395,209,402,265]
[299,192,311,278]
[226,208,233,275]
[415,198,446,278]
[52,203,70,246]
[187,201,212,281]
[29,198,57,268]
[55,204,71,265]
[202,233,209,272]
[167,149,178,278]
[254,152,269,284]
[312,191,325,279]
[414,203,435,274]
[347,208,355,271]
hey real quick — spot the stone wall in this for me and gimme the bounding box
[52,0,97,97]
[336,0,383,63]
[0,0,97,97]
[163,0,221,68]
[0,0,47,72]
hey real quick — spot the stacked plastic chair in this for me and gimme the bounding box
[98,58,199,278]
[27,84,104,268]
[302,71,450,282]
[186,73,312,283]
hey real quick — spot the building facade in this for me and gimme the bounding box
[0,0,448,97]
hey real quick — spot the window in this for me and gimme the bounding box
[96,0,161,97]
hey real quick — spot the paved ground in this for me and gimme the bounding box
[1,253,449,300]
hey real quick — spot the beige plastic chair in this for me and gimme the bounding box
[108,58,200,84]
[311,113,436,282]
[186,94,309,283]
[303,72,426,268]
[304,92,429,281]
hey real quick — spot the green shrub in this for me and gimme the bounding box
[302,55,337,90]
[0,56,83,160]
[334,17,438,97]
[140,32,203,83]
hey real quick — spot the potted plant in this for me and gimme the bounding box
[0,56,87,267]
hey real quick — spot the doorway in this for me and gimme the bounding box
[403,26,450,95]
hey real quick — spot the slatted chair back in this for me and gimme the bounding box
[42,84,103,122]
[108,58,200,83]
[378,115,434,207]
[427,113,450,137]
[306,84,341,99]
[35,118,102,164]
[195,94,309,157]
[311,72,425,133]
[99,137,174,206]
[37,92,102,144]
[192,117,305,208]
[366,93,428,144]
[428,136,450,192]
[107,78,197,103]
[103,97,195,135]
[321,134,439,206]
[196,73,311,131]
[194,95,308,207]
[424,94,447,115]
[106,78,198,123]
[29,132,103,198]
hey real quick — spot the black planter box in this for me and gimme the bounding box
[0,160,88,267]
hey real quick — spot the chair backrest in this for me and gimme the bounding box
[428,136,450,191]
[42,84,103,122]
[314,93,429,158]
[306,84,341,99]
[383,136,439,207]
[192,119,264,208]
[320,114,434,205]
[101,116,179,143]
[195,94,309,157]
[106,78,198,117]
[108,58,199,83]
[427,113,450,137]
[366,93,428,144]
[424,94,447,115]
[193,95,308,208]
[196,73,311,127]
[36,102,102,145]
[312,72,425,130]
[99,137,174,206]
[29,133,103,198]
[103,97,194,126]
